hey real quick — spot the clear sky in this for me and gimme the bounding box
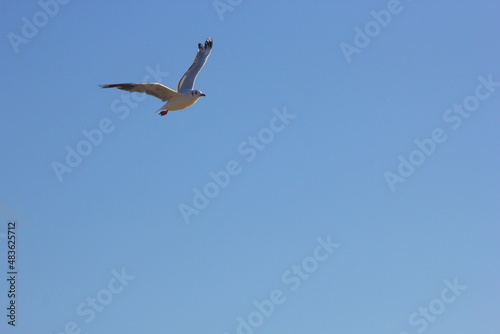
[1,1,499,333]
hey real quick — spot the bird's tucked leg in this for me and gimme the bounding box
[159,110,169,116]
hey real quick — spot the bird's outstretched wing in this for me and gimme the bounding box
[177,37,213,93]
[100,83,180,101]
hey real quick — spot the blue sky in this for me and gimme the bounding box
[1,1,499,333]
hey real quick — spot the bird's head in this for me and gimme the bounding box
[190,90,206,98]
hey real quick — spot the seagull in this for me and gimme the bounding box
[100,37,213,116]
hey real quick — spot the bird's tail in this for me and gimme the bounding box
[153,107,168,115]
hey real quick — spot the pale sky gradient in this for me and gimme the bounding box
[1,1,499,333]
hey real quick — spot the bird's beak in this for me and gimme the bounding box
[200,93,206,97]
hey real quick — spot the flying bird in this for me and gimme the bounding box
[100,37,213,116]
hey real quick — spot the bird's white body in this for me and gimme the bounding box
[158,90,204,111]
[100,38,213,116]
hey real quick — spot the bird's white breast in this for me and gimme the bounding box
[165,94,201,111]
